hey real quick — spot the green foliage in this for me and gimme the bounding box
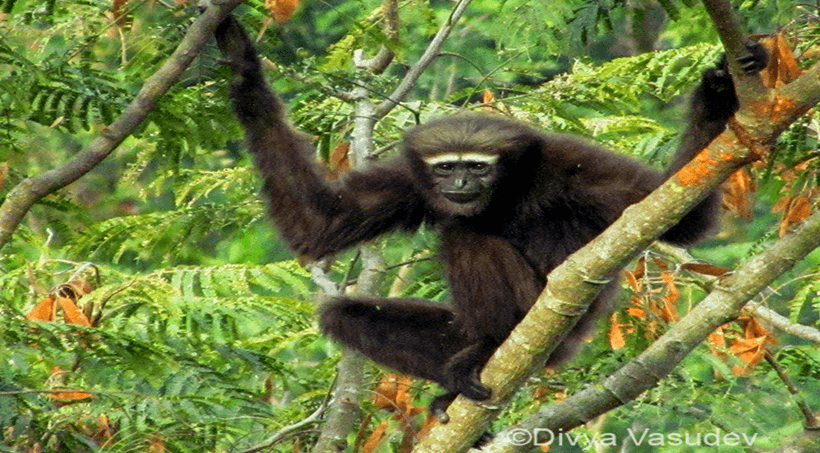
[0,260,323,452]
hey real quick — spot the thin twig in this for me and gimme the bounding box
[0,0,242,250]
[374,0,473,119]
[237,404,327,453]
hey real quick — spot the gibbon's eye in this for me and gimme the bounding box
[433,163,456,176]
[467,162,490,175]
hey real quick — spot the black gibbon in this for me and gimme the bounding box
[213,16,767,419]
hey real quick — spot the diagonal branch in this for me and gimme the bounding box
[374,0,472,119]
[489,206,820,452]
[0,0,242,250]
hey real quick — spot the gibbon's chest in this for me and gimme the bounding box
[434,201,611,279]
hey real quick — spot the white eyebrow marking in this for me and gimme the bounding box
[422,153,500,166]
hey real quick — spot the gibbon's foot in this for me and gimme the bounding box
[429,392,495,450]
[460,374,492,401]
[441,343,494,402]
[429,392,457,423]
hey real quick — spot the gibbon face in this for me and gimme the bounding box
[423,152,499,216]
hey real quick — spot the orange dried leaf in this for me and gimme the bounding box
[93,414,115,444]
[373,373,418,416]
[741,315,777,344]
[728,336,768,374]
[659,275,680,322]
[267,0,300,23]
[779,196,811,236]
[652,257,669,271]
[708,325,726,347]
[57,297,92,326]
[626,306,646,319]
[656,301,678,323]
[727,316,777,374]
[393,378,414,413]
[608,313,628,350]
[722,168,756,220]
[660,273,678,303]
[149,435,166,453]
[27,296,57,321]
[361,420,389,453]
[482,90,495,104]
[771,194,791,214]
[624,270,640,292]
[768,35,802,88]
[49,391,93,402]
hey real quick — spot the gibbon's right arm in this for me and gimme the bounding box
[214,17,426,260]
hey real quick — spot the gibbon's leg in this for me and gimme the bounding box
[320,297,497,422]
[319,298,469,384]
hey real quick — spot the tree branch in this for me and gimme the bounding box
[0,0,242,250]
[745,300,820,344]
[486,206,820,452]
[374,0,472,119]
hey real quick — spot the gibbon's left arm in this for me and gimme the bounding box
[660,40,768,245]
[214,17,426,259]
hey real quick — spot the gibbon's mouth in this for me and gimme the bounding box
[441,192,481,204]
[442,191,481,204]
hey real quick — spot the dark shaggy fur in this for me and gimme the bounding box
[214,16,767,418]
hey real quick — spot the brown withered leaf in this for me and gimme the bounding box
[680,262,731,277]
[631,256,646,280]
[623,270,640,293]
[27,295,57,321]
[324,142,351,181]
[266,0,301,23]
[776,195,811,237]
[722,168,756,220]
[608,312,630,350]
[658,273,680,322]
[58,279,95,299]
[48,367,92,406]
[707,324,728,359]
[148,434,166,453]
[482,90,495,104]
[373,373,411,411]
[0,162,8,189]
[757,34,802,89]
[361,420,389,453]
[50,390,93,406]
[57,296,92,326]
[729,315,778,376]
[652,257,669,271]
